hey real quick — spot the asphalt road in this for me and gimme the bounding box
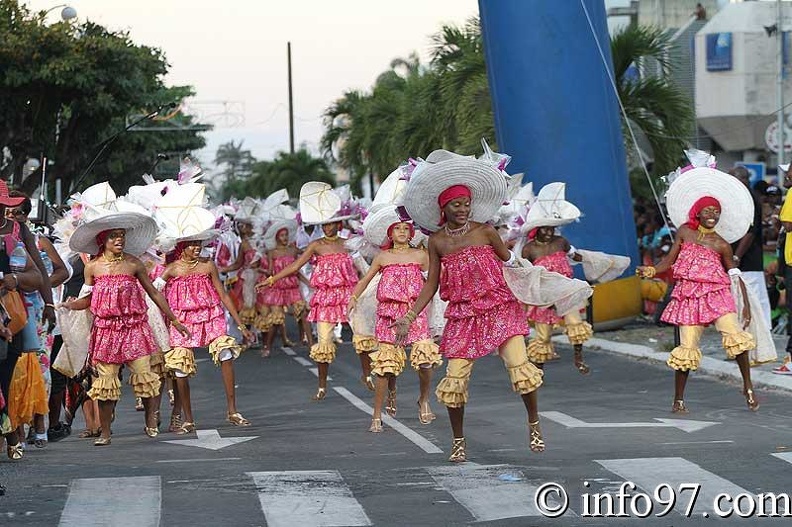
[2,330,792,526]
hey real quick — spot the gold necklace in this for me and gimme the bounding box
[444,221,469,237]
[324,235,339,242]
[181,258,199,270]
[103,253,124,264]
[697,225,715,240]
[533,238,551,246]
[391,245,410,253]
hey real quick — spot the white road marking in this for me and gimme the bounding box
[333,386,443,454]
[541,410,719,433]
[248,470,371,527]
[156,457,242,463]
[162,429,257,451]
[596,457,749,516]
[428,465,562,521]
[294,356,313,367]
[281,346,296,356]
[58,476,160,527]
[771,452,792,464]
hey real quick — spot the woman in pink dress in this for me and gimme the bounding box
[220,219,259,326]
[522,226,592,374]
[259,219,358,400]
[393,150,546,462]
[638,188,758,413]
[257,221,310,357]
[348,209,442,432]
[160,239,254,433]
[62,220,190,446]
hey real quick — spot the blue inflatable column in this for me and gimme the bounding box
[479,0,639,267]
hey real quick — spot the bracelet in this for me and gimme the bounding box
[45,303,56,308]
[11,274,18,289]
[404,310,417,322]
[637,266,656,278]
[350,294,358,303]
[237,324,246,331]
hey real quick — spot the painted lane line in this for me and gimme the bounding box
[596,457,749,516]
[58,476,160,527]
[333,386,443,454]
[428,465,567,521]
[156,457,242,463]
[248,470,371,527]
[162,429,257,450]
[281,346,297,356]
[541,410,718,433]
[771,452,792,464]
[294,356,313,367]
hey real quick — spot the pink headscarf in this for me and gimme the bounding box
[685,196,721,230]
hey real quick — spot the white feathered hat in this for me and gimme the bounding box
[520,182,581,234]
[299,182,357,225]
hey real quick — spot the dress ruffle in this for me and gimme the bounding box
[526,338,555,364]
[253,311,272,331]
[507,361,544,394]
[566,321,593,345]
[370,343,406,376]
[208,335,242,365]
[409,340,442,370]
[165,347,197,376]
[352,334,378,354]
[309,342,336,363]
[165,273,229,348]
[129,370,161,399]
[435,375,468,408]
[307,253,358,323]
[722,331,754,359]
[87,372,122,401]
[666,346,702,371]
[268,307,286,326]
[149,351,167,377]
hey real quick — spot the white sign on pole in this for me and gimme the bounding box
[765,121,792,153]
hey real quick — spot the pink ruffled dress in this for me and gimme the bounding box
[308,252,358,323]
[376,263,430,345]
[661,242,735,326]
[164,273,227,348]
[89,274,158,364]
[439,245,528,359]
[525,251,572,325]
[259,255,303,306]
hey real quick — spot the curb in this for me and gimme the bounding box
[553,335,792,394]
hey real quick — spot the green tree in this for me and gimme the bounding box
[214,139,255,183]
[610,24,694,196]
[0,0,208,197]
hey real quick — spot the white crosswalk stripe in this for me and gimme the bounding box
[247,470,372,527]
[58,476,161,527]
[595,457,749,516]
[427,464,561,521]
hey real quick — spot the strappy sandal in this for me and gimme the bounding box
[312,387,327,401]
[93,437,112,446]
[78,428,101,439]
[368,418,383,433]
[744,389,760,411]
[529,421,545,453]
[168,414,184,433]
[175,422,196,435]
[227,412,251,426]
[260,346,270,358]
[573,348,590,375]
[418,400,436,425]
[449,437,466,463]
[6,443,24,460]
[671,400,688,414]
[385,389,397,417]
[135,397,144,411]
[168,389,175,407]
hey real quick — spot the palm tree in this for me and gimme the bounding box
[610,24,694,194]
[214,140,254,183]
[241,149,335,199]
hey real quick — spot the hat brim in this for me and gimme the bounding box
[665,167,754,243]
[177,229,219,243]
[303,214,356,226]
[69,212,157,256]
[520,216,578,234]
[263,219,298,249]
[0,196,26,207]
[402,158,508,232]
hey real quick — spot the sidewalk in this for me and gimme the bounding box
[558,319,792,394]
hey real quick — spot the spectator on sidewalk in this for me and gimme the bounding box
[774,164,792,374]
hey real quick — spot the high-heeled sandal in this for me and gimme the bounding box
[135,397,144,411]
[78,428,101,438]
[573,349,590,375]
[360,375,375,392]
[312,387,327,401]
[168,414,183,433]
[418,400,436,425]
[93,437,112,446]
[744,389,759,411]
[175,422,196,435]
[227,412,251,426]
[529,421,545,453]
[260,346,271,358]
[385,389,397,417]
[368,418,383,433]
[449,437,466,462]
[671,399,688,414]
[6,443,24,460]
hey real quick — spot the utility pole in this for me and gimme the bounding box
[779,0,785,166]
[287,42,295,154]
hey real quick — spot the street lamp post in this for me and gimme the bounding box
[41,4,77,22]
[778,0,785,167]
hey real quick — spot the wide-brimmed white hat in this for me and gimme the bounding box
[401,149,509,232]
[665,166,753,243]
[152,183,217,251]
[370,161,417,213]
[263,218,298,250]
[362,204,426,247]
[299,182,356,225]
[520,182,581,234]
[70,211,157,256]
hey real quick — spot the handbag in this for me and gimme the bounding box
[0,290,28,335]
